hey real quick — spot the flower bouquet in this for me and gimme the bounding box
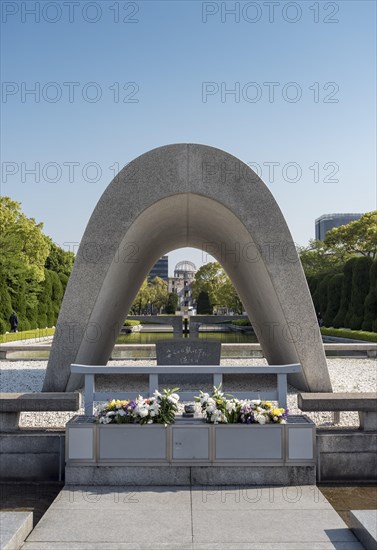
[195,386,288,425]
[94,387,180,425]
[195,385,240,424]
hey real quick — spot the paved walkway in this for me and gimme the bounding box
[21,485,363,549]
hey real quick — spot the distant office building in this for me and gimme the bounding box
[315,213,363,241]
[148,255,168,282]
[168,261,197,310]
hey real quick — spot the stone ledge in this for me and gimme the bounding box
[0,393,80,432]
[298,393,377,412]
[0,511,33,550]
[0,393,80,412]
[349,510,377,550]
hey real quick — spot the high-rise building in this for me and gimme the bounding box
[168,261,197,310]
[148,255,168,282]
[315,213,363,241]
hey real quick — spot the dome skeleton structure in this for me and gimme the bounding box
[169,261,197,309]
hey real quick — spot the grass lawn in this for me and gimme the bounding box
[0,328,55,344]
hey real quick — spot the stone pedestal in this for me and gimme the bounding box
[0,412,20,432]
[359,411,377,432]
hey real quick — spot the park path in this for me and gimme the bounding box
[21,485,363,549]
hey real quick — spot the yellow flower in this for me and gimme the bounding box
[264,401,272,408]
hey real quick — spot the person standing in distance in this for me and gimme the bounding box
[9,312,18,332]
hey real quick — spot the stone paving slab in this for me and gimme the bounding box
[25,509,192,544]
[191,509,357,544]
[21,486,363,550]
[192,485,333,510]
[21,543,364,550]
[0,511,33,550]
[47,485,191,510]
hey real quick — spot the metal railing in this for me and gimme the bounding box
[70,363,302,415]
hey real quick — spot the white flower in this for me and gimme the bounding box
[118,409,126,416]
[168,394,179,403]
[135,405,149,418]
[200,392,210,404]
[211,410,227,424]
[256,414,266,425]
[226,401,236,412]
[207,398,215,406]
[153,390,162,398]
[252,400,261,406]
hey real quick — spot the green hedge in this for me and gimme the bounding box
[124,320,141,326]
[347,257,372,330]
[321,327,377,343]
[231,319,251,326]
[333,257,357,328]
[324,273,343,327]
[362,261,377,332]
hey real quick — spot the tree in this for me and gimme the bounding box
[217,277,243,314]
[0,197,75,333]
[0,196,50,283]
[192,262,243,313]
[0,277,12,333]
[298,239,346,277]
[129,278,151,315]
[196,291,212,314]
[0,197,51,331]
[166,292,179,314]
[149,276,168,313]
[37,269,53,327]
[45,240,75,277]
[324,211,377,260]
[191,262,226,307]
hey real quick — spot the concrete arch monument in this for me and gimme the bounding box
[43,144,332,393]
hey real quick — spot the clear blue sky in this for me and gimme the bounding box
[1,0,376,274]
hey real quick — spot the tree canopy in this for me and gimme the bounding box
[0,196,50,283]
[129,276,169,314]
[192,262,243,313]
[297,239,346,278]
[324,211,377,260]
[0,197,75,333]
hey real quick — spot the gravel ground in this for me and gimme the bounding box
[0,358,376,428]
